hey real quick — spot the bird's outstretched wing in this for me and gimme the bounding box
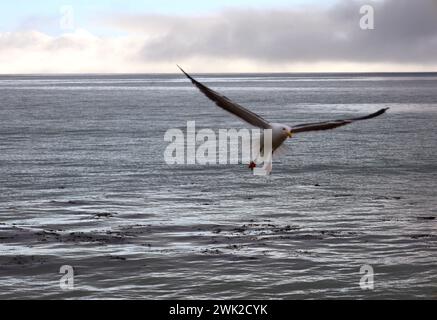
[290,108,389,133]
[178,66,271,129]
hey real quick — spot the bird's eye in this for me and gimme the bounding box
[282,128,286,130]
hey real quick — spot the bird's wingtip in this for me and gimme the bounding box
[177,65,195,82]
[381,107,390,114]
[177,65,186,74]
[376,107,389,115]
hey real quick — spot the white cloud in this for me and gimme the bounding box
[0,29,145,73]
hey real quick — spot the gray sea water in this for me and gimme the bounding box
[0,73,436,299]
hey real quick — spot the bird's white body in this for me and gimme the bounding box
[250,123,292,173]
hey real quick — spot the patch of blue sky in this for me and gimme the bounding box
[0,0,334,35]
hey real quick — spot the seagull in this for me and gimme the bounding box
[178,66,388,173]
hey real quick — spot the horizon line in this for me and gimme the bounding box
[1,71,437,76]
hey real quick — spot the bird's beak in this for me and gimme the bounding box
[287,131,293,138]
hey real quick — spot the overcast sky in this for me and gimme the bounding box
[0,0,436,73]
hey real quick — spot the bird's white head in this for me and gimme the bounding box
[271,123,293,139]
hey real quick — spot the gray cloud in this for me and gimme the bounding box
[106,0,437,66]
[1,0,436,73]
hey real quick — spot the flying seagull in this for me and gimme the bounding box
[178,66,388,173]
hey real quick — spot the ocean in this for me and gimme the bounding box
[0,73,436,299]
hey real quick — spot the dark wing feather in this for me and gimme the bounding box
[178,66,271,129]
[291,108,389,133]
